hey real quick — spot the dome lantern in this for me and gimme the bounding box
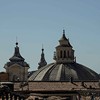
[54,30,75,63]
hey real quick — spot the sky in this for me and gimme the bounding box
[0,0,100,73]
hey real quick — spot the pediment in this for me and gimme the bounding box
[9,63,22,69]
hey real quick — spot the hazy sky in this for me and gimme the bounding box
[0,0,100,73]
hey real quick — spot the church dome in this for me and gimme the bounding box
[29,62,99,81]
[29,30,99,81]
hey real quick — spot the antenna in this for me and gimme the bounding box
[16,36,18,43]
[42,44,43,49]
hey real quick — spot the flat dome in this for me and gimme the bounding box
[29,62,99,81]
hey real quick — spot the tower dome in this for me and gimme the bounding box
[9,42,25,62]
[29,30,99,81]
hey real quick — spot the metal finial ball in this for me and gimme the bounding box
[16,42,18,46]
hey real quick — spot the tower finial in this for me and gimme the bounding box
[16,36,18,46]
[16,36,18,43]
[63,29,65,34]
[42,44,44,52]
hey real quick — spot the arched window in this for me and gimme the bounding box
[64,50,66,58]
[60,50,62,58]
[68,51,69,57]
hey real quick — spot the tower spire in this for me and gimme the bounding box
[38,45,47,69]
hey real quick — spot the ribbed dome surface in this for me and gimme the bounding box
[29,62,99,81]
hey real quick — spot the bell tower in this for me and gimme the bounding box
[4,42,30,82]
[54,30,75,63]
